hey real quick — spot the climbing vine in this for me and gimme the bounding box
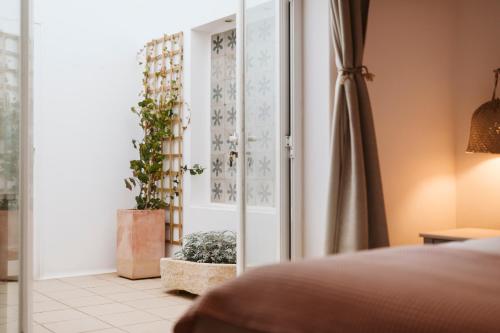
[125,52,204,210]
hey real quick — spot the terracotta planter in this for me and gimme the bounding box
[116,209,166,279]
[0,211,8,280]
[0,210,18,281]
[160,258,236,295]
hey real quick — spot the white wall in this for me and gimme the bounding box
[302,0,332,257]
[36,0,496,275]
[33,0,235,279]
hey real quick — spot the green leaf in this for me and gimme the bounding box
[128,178,136,187]
[124,179,132,191]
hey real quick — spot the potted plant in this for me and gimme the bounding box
[161,231,237,295]
[118,78,204,279]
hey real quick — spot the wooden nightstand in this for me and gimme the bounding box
[419,228,500,244]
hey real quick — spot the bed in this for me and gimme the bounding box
[173,238,500,333]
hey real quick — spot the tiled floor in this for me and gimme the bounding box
[1,274,195,333]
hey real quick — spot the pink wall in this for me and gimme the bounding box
[302,0,500,256]
[453,0,500,229]
[365,0,458,245]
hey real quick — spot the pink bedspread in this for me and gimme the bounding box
[174,246,500,333]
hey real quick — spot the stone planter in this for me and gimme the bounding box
[116,209,166,279]
[160,258,236,295]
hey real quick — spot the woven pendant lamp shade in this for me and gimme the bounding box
[466,69,500,154]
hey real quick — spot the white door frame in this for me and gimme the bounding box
[289,0,303,261]
[236,0,247,275]
[277,0,290,263]
[19,0,34,331]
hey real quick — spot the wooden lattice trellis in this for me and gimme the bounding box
[143,32,184,245]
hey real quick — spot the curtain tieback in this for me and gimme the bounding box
[338,65,375,84]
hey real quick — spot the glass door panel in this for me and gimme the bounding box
[242,0,289,269]
[0,0,21,332]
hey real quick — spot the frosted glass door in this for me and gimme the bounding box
[0,1,21,332]
[240,0,289,270]
[1,0,31,331]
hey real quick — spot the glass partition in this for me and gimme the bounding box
[239,0,289,270]
[0,0,21,331]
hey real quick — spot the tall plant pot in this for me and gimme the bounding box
[0,210,8,280]
[116,209,166,279]
[0,210,18,281]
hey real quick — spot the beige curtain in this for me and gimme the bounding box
[326,0,389,253]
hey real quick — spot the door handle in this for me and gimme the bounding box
[228,132,238,144]
[247,135,257,143]
[229,151,238,167]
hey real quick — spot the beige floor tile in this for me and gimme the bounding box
[0,322,19,333]
[78,303,135,316]
[41,289,96,301]
[165,299,192,307]
[0,293,18,306]
[33,323,53,333]
[141,289,165,297]
[30,274,191,333]
[60,296,113,308]
[92,274,127,284]
[34,301,69,313]
[96,311,161,327]
[0,283,17,295]
[33,309,90,324]
[92,273,119,280]
[123,298,181,310]
[146,305,190,321]
[105,292,156,303]
[119,280,161,291]
[33,292,53,303]
[0,306,18,320]
[122,320,174,333]
[34,280,78,293]
[85,285,135,296]
[59,278,116,289]
[44,317,110,333]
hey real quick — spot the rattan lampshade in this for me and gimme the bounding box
[466,69,500,154]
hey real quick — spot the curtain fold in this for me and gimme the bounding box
[326,0,389,254]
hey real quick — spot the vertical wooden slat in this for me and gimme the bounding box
[178,33,184,243]
[143,32,184,246]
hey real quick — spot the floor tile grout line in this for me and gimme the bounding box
[38,306,119,332]
[118,318,175,330]
[32,274,189,333]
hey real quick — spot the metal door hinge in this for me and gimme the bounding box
[284,135,295,159]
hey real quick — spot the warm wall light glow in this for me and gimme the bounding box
[456,154,500,229]
[465,155,500,180]
[389,174,456,246]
